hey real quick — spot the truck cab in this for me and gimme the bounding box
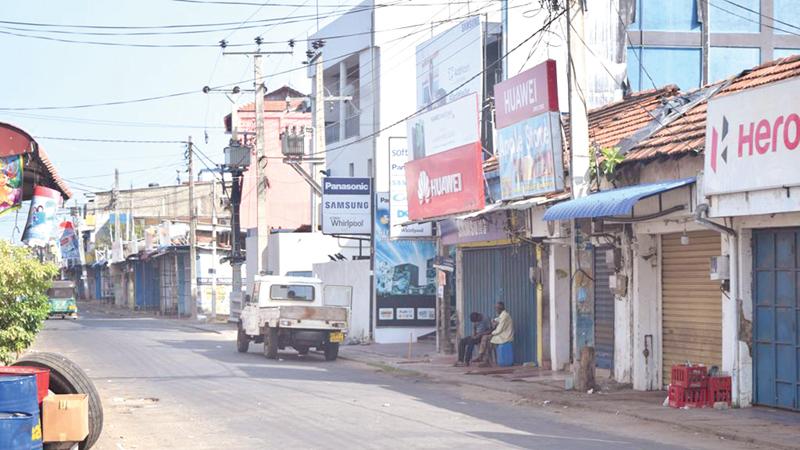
[237,276,348,361]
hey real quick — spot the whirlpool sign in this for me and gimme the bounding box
[322,177,372,235]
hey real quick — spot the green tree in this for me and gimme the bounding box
[0,240,59,364]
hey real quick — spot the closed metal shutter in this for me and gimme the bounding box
[594,248,615,370]
[662,230,722,385]
[463,245,537,364]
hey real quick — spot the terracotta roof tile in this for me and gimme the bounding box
[624,55,800,164]
[563,85,679,152]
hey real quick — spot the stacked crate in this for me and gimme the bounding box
[667,364,732,408]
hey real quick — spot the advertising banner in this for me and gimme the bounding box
[388,138,432,238]
[416,16,483,110]
[497,111,564,200]
[407,93,480,160]
[59,221,82,264]
[0,155,23,216]
[705,77,800,196]
[405,142,485,220]
[374,193,436,327]
[494,59,559,129]
[321,177,372,235]
[439,211,509,246]
[22,186,62,247]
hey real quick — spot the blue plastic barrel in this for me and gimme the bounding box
[0,375,42,449]
[0,412,33,449]
[496,342,514,367]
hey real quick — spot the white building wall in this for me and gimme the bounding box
[313,259,371,343]
[266,232,361,276]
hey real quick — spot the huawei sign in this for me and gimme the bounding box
[405,142,484,220]
[417,170,463,205]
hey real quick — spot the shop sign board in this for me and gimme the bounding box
[496,112,564,200]
[388,137,433,237]
[494,59,559,129]
[416,16,483,110]
[321,177,372,235]
[374,193,437,327]
[705,77,800,196]
[495,59,563,201]
[439,211,509,245]
[404,142,485,220]
[407,93,479,160]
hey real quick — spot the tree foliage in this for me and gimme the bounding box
[589,146,625,185]
[0,240,59,364]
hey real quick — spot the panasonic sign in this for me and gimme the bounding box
[322,177,372,235]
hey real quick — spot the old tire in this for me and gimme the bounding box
[14,352,103,450]
[324,343,339,361]
[264,327,279,359]
[236,324,249,353]
[295,346,309,355]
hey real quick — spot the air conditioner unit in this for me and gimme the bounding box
[546,221,571,239]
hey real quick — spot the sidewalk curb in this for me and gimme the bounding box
[339,352,791,450]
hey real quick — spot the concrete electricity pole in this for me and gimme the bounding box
[566,0,595,391]
[211,176,218,321]
[224,44,292,281]
[188,136,198,320]
[254,53,269,278]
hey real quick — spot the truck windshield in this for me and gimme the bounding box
[270,284,314,301]
[48,288,74,298]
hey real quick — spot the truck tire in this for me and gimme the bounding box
[264,327,279,359]
[295,346,309,355]
[14,352,103,450]
[324,343,339,361]
[236,323,249,353]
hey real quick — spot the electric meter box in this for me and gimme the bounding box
[710,255,730,280]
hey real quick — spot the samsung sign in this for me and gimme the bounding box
[322,177,372,235]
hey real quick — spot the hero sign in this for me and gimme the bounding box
[705,77,800,196]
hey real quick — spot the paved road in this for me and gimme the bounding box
[31,307,754,450]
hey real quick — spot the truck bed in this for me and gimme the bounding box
[263,305,347,321]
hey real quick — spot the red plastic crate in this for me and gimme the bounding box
[671,364,708,388]
[707,376,732,406]
[669,384,709,408]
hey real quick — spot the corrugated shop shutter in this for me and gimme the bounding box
[462,245,537,364]
[662,230,722,386]
[594,247,615,370]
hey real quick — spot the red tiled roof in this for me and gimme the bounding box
[624,55,800,164]
[36,146,73,200]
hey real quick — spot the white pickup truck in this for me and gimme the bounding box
[237,276,348,361]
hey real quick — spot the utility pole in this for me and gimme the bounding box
[188,137,198,320]
[211,176,218,322]
[566,0,595,391]
[224,45,293,282]
[113,169,121,264]
[254,53,269,278]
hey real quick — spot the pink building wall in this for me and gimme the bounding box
[236,104,312,232]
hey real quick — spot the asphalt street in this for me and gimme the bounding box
[30,306,757,450]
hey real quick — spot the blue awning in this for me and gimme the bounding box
[542,177,696,221]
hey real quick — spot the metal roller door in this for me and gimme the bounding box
[462,245,537,364]
[662,230,722,385]
[753,229,800,410]
[594,248,615,370]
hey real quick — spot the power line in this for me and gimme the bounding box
[0,6,497,111]
[1,111,226,129]
[718,0,800,33]
[310,7,566,156]
[709,1,800,38]
[34,136,189,144]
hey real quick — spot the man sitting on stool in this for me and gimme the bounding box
[481,301,513,367]
[455,312,493,367]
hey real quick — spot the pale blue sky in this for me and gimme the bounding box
[0,0,341,239]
